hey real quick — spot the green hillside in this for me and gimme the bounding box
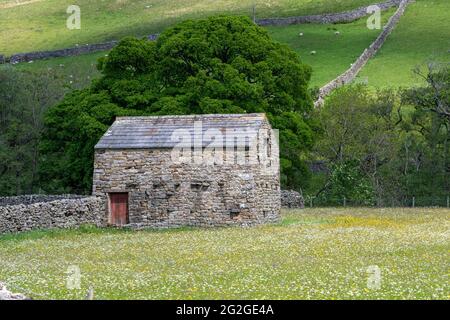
[0,0,376,55]
[14,7,395,89]
[358,0,450,88]
[270,0,450,88]
[4,0,450,89]
[267,9,395,87]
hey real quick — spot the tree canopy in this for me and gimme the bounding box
[39,15,315,193]
[0,67,64,195]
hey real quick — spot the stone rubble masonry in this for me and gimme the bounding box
[0,187,301,235]
[281,190,305,209]
[0,194,85,207]
[314,0,411,107]
[0,189,307,235]
[93,149,281,228]
[0,196,105,234]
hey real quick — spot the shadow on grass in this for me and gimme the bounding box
[276,216,334,227]
[0,213,335,242]
[0,224,201,242]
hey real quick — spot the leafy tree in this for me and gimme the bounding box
[0,67,64,195]
[313,85,389,204]
[317,160,375,206]
[40,16,315,193]
[407,63,449,121]
[399,63,450,200]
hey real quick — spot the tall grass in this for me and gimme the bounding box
[0,208,448,299]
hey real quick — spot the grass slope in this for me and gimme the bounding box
[0,208,448,300]
[5,1,449,89]
[15,8,395,89]
[13,51,104,89]
[267,9,394,87]
[358,0,450,88]
[0,0,377,55]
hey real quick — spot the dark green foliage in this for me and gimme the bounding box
[0,67,65,195]
[317,161,375,206]
[39,16,314,193]
[398,64,450,200]
[313,65,449,205]
[39,91,129,193]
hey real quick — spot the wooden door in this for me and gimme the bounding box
[109,193,129,226]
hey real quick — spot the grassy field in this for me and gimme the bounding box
[269,0,450,88]
[14,0,450,90]
[0,0,377,55]
[13,51,105,89]
[358,0,450,88]
[0,208,448,300]
[14,7,395,89]
[266,8,395,87]
[4,1,450,90]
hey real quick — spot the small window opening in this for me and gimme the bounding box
[230,209,240,218]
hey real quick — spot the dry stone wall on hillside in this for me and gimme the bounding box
[315,0,411,107]
[6,34,159,64]
[256,0,401,26]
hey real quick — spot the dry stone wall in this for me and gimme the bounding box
[315,0,411,107]
[281,190,305,208]
[6,34,159,64]
[0,194,85,207]
[256,0,401,26]
[0,196,105,234]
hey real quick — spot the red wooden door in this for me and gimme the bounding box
[109,193,129,226]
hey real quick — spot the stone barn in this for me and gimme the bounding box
[93,113,280,228]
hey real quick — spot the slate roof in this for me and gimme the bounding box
[94,113,269,149]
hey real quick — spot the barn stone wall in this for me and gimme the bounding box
[93,148,280,228]
[0,197,105,234]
